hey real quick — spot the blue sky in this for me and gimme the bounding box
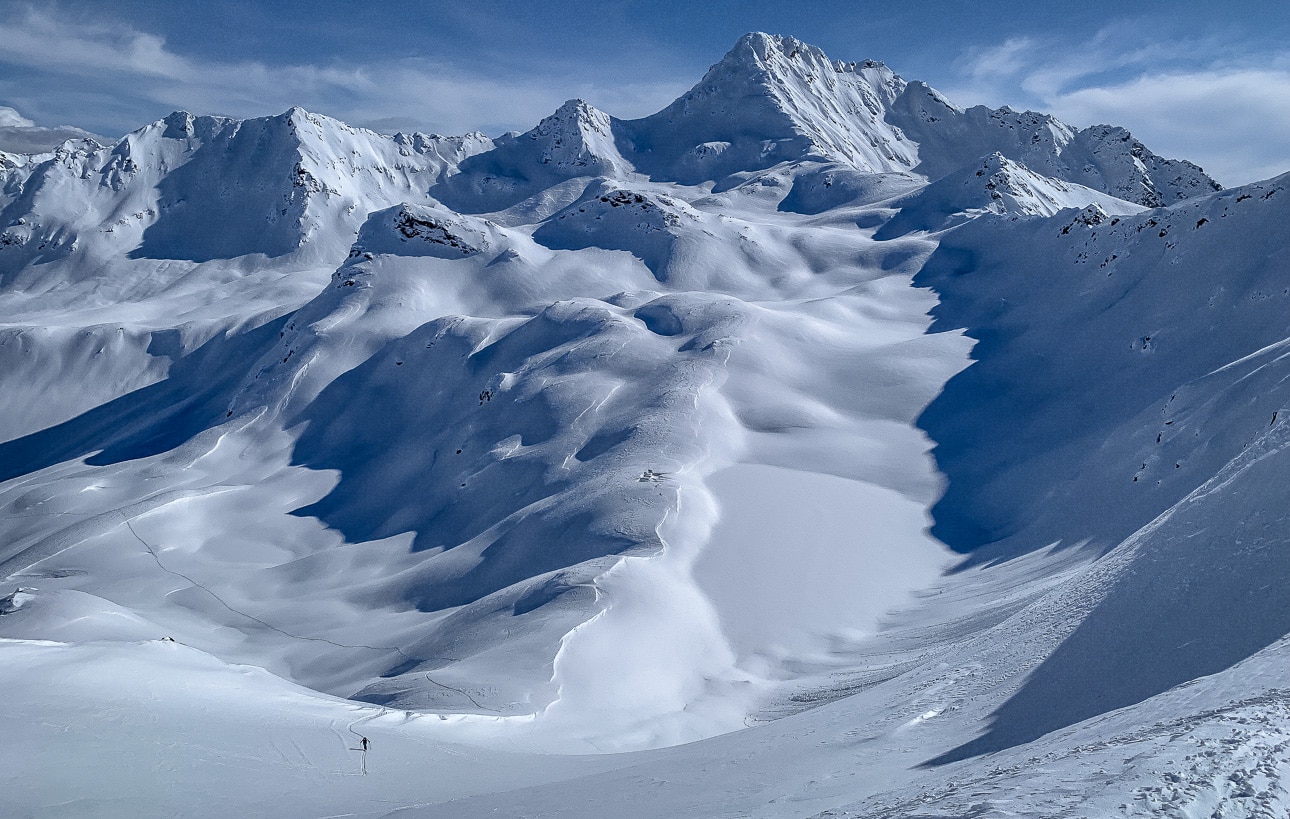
[1,1,1287,184]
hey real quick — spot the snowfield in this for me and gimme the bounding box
[1,32,1288,818]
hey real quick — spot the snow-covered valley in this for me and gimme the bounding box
[2,32,1288,817]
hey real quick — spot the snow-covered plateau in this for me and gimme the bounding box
[2,32,1288,818]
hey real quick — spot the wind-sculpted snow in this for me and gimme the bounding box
[173,176,965,721]
[532,183,701,279]
[1,31,1287,819]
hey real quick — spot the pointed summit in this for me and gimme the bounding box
[711,32,898,90]
[433,98,631,214]
[620,32,918,184]
[716,32,830,75]
[526,99,627,177]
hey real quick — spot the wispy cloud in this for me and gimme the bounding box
[961,37,1037,88]
[1051,67,1290,185]
[0,106,34,128]
[0,103,101,154]
[941,25,1290,185]
[0,6,688,139]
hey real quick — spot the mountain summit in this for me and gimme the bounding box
[446,32,1218,205]
[619,32,918,182]
[433,98,627,213]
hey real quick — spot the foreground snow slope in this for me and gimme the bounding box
[2,31,1287,818]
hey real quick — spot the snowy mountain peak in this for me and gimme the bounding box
[432,99,630,214]
[275,105,365,139]
[615,33,1220,206]
[716,32,909,118]
[621,32,917,184]
[721,31,832,75]
[549,98,610,126]
[527,98,624,174]
[160,110,197,139]
[720,31,902,94]
[136,110,234,148]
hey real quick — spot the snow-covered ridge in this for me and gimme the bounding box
[0,31,1217,295]
[0,106,491,297]
[606,32,1219,203]
[875,151,1145,237]
[885,89,1220,206]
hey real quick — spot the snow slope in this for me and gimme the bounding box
[1,31,1286,819]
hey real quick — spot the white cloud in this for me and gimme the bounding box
[3,8,188,80]
[0,7,688,139]
[0,102,101,154]
[0,124,101,154]
[942,29,1290,186]
[1047,68,1290,186]
[960,37,1036,87]
[0,106,35,128]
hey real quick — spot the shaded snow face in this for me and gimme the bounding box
[918,175,1290,559]
[913,174,1290,759]
[2,32,1286,819]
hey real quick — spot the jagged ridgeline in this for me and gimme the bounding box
[1,33,1216,284]
[4,35,1286,812]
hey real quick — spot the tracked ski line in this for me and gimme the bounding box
[121,514,414,660]
[422,672,496,712]
[122,512,497,711]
